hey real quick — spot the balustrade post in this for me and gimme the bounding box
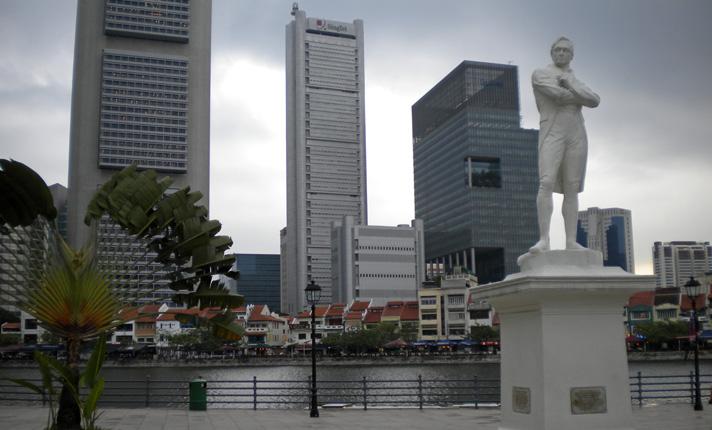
[253,376,257,410]
[145,374,150,407]
[362,376,367,410]
[636,371,643,407]
[474,375,479,409]
[418,374,423,410]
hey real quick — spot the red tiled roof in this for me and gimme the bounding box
[231,306,247,313]
[680,294,707,311]
[345,311,363,320]
[363,306,384,324]
[313,305,329,317]
[1,322,20,330]
[400,301,419,321]
[349,300,370,312]
[139,304,161,314]
[156,313,177,321]
[382,301,404,318]
[297,310,310,318]
[249,313,283,322]
[119,307,139,322]
[326,304,345,317]
[628,291,655,307]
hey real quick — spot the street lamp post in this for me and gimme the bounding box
[305,280,322,418]
[683,276,704,411]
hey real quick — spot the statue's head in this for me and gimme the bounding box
[550,36,574,68]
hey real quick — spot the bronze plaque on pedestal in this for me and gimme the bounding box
[571,386,607,414]
[512,386,531,414]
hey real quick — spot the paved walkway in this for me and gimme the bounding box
[0,404,710,429]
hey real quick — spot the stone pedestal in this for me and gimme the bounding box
[471,249,654,430]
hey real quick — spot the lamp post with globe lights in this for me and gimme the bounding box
[683,276,704,411]
[305,280,322,417]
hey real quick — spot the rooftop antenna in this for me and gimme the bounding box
[291,2,299,16]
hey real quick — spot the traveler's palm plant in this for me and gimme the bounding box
[0,159,244,429]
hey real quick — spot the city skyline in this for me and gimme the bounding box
[2,1,712,276]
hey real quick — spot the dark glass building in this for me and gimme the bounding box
[576,207,635,273]
[412,61,538,284]
[235,254,281,313]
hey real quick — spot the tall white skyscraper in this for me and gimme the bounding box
[653,241,712,288]
[282,5,367,314]
[576,207,635,273]
[66,0,212,302]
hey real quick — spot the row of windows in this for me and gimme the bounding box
[101,113,186,126]
[105,14,189,30]
[103,78,187,92]
[102,97,187,111]
[104,53,188,68]
[102,122,185,136]
[103,105,186,118]
[100,148,186,159]
[103,87,187,101]
[101,130,186,142]
[357,245,415,252]
[107,0,189,9]
[421,297,437,305]
[101,139,185,151]
[107,4,189,20]
[357,273,415,279]
[99,157,186,169]
[103,61,188,76]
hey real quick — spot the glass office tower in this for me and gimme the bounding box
[412,61,538,284]
[576,207,635,273]
[234,254,281,313]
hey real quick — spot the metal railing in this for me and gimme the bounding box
[630,371,712,406]
[0,375,499,409]
[1,372,710,409]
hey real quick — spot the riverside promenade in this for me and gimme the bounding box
[1,404,711,430]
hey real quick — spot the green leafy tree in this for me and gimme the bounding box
[324,322,400,354]
[468,325,500,341]
[0,333,20,346]
[634,320,688,346]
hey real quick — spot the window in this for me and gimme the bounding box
[421,296,437,305]
[465,156,501,188]
[421,313,437,320]
[422,329,438,336]
[470,309,490,319]
[448,295,465,305]
[24,319,38,330]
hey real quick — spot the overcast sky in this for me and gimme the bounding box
[1,0,711,275]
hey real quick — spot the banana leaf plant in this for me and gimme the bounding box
[84,164,244,339]
[1,160,244,428]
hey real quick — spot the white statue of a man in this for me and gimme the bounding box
[528,36,600,254]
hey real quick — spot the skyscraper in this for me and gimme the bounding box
[653,241,712,288]
[576,207,635,272]
[66,0,211,302]
[283,6,367,314]
[412,61,538,284]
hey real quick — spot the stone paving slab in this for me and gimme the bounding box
[0,404,710,429]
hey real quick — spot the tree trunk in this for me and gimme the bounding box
[56,337,81,430]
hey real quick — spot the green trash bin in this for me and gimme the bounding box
[189,378,207,411]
